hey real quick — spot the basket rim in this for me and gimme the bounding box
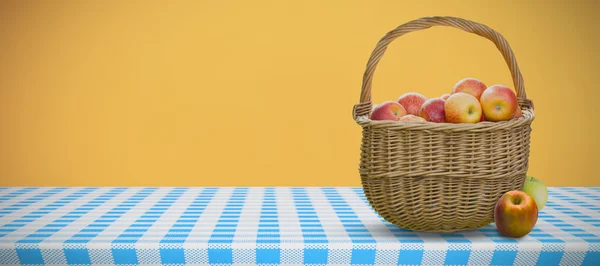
[356,107,534,132]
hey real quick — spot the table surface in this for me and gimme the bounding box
[0,187,599,265]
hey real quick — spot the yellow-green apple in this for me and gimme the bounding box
[399,114,426,122]
[494,190,538,238]
[441,94,451,101]
[370,101,407,121]
[452,78,487,100]
[522,176,548,211]
[419,98,446,123]
[480,85,518,122]
[397,92,427,116]
[444,93,482,123]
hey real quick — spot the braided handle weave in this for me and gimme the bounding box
[354,16,530,119]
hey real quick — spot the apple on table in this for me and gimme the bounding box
[522,176,548,210]
[494,190,538,238]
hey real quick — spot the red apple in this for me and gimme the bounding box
[419,98,446,123]
[397,92,427,116]
[514,106,522,119]
[440,94,451,101]
[399,114,426,122]
[452,78,487,100]
[444,93,482,123]
[370,101,407,121]
[480,85,518,122]
[494,190,538,238]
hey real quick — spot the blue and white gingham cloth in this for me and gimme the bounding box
[0,187,598,265]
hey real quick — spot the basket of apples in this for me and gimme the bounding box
[352,16,534,232]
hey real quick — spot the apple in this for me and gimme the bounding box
[419,98,446,123]
[452,78,487,100]
[480,85,518,122]
[522,176,548,211]
[440,94,451,101]
[369,104,377,118]
[444,92,482,123]
[399,114,426,122]
[370,101,407,121]
[397,92,427,116]
[494,190,538,238]
[514,106,522,119]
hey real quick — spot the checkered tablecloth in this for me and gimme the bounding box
[0,187,599,265]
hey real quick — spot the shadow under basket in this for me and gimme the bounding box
[353,16,534,232]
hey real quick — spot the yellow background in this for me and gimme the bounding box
[1,0,598,186]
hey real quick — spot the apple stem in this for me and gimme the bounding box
[512,197,522,205]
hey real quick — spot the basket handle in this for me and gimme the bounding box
[353,16,532,119]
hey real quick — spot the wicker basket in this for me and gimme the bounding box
[353,16,535,232]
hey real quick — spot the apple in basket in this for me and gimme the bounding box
[452,78,487,100]
[399,114,426,122]
[419,98,446,123]
[397,92,427,116]
[514,106,523,118]
[494,190,538,238]
[444,92,482,123]
[370,101,407,121]
[480,85,518,122]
